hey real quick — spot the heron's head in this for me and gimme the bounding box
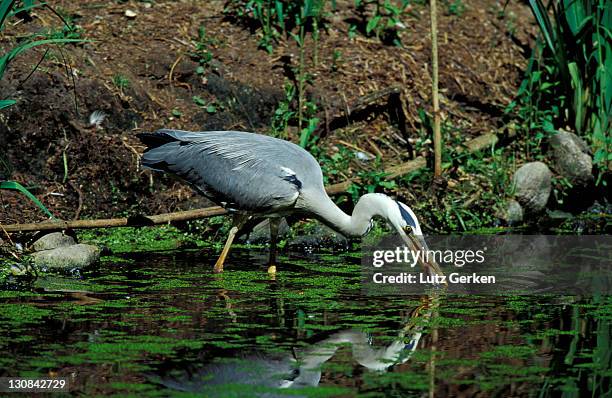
[390,200,423,236]
[389,200,443,277]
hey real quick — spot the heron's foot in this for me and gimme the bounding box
[267,265,277,274]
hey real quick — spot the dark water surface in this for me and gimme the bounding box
[1,249,610,397]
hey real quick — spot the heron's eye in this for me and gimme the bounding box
[403,226,413,234]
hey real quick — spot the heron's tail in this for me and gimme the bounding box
[137,129,196,172]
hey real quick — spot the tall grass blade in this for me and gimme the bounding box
[7,2,46,19]
[0,38,84,77]
[567,62,585,132]
[529,0,556,54]
[0,181,55,219]
[0,0,16,30]
[0,99,15,109]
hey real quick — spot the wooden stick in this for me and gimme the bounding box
[385,157,427,180]
[1,207,227,233]
[430,0,442,177]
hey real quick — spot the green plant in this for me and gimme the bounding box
[47,6,84,40]
[316,145,353,185]
[291,1,324,147]
[112,74,130,91]
[355,0,409,43]
[513,0,611,181]
[317,147,397,203]
[348,23,358,39]
[445,0,465,16]
[507,46,559,160]
[299,114,319,147]
[191,25,215,75]
[193,96,221,114]
[401,140,515,232]
[250,1,323,147]
[225,1,326,148]
[350,168,396,201]
[224,0,331,53]
[551,175,573,204]
[224,0,297,53]
[0,0,84,110]
[331,49,342,71]
[271,81,296,138]
[0,181,55,218]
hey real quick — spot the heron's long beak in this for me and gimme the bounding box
[399,230,445,279]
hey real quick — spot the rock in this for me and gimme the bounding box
[504,200,523,225]
[547,209,573,220]
[124,10,137,18]
[10,264,27,276]
[31,232,76,252]
[243,219,290,244]
[288,225,348,252]
[513,161,552,213]
[31,244,100,270]
[550,131,593,186]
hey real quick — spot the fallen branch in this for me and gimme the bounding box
[1,207,227,233]
[1,133,498,234]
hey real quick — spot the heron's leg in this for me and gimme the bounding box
[267,218,281,274]
[213,215,249,273]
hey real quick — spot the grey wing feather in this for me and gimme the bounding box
[139,129,322,212]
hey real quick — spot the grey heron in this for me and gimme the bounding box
[138,129,442,275]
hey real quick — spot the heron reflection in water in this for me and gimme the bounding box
[154,295,438,396]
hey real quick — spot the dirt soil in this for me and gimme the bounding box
[0,0,538,226]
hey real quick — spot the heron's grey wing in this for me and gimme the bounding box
[139,130,320,212]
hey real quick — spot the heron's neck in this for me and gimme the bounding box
[306,193,391,237]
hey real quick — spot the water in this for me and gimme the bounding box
[0,249,610,397]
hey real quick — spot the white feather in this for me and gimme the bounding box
[89,111,107,128]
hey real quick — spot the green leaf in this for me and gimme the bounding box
[593,149,603,163]
[0,99,15,109]
[603,40,612,113]
[7,1,46,20]
[192,96,206,106]
[299,117,319,148]
[0,0,16,31]
[0,181,55,219]
[303,0,313,17]
[275,2,284,31]
[567,62,585,133]
[290,32,303,46]
[562,0,586,36]
[205,104,217,113]
[539,82,554,91]
[366,15,381,35]
[528,0,556,54]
